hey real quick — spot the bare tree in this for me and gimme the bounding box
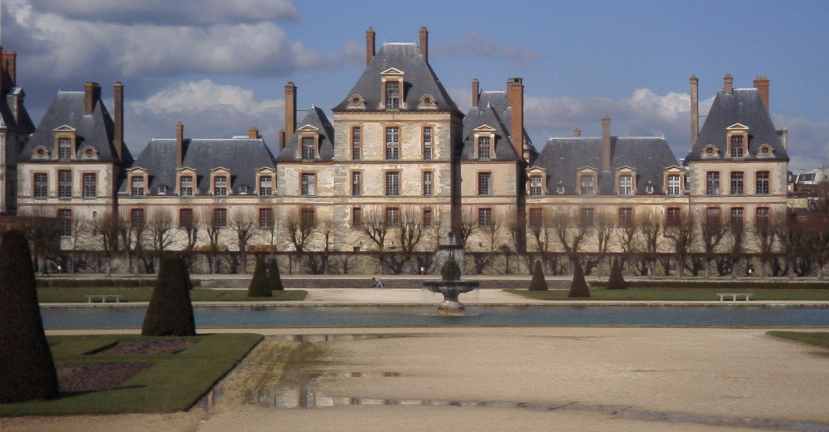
[719,218,746,277]
[637,214,661,276]
[361,206,389,273]
[473,218,502,274]
[552,210,591,271]
[700,212,729,278]
[385,208,425,274]
[229,208,256,273]
[201,206,223,274]
[583,213,613,276]
[754,211,778,277]
[615,216,639,276]
[306,217,335,274]
[91,210,121,275]
[664,211,696,277]
[457,208,479,250]
[148,208,175,255]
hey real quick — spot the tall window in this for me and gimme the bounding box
[259,176,273,196]
[530,176,543,196]
[213,208,227,228]
[423,208,433,227]
[618,207,633,227]
[130,208,145,227]
[180,175,194,197]
[385,172,400,196]
[580,208,595,226]
[33,173,48,199]
[478,172,492,196]
[423,127,433,160]
[301,207,316,227]
[82,173,97,199]
[301,137,315,160]
[58,138,72,160]
[385,207,400,225]
[214,176,228,196]
[130,176,145,197]
[730,207,744,226]
[667,174,681,196]
[730,172,744,195]
[301,173,316,196]
[478,208,493,226]
[351,127,362,160]
[619,175,633,196]
[706,207,722,226]
[352,207,362,228]
[477,136,491,160]
[351,172,362,196]
[730,135,745,158]
[422,171,433,196]
[58,209,72,236]
[666,207,681,226]
[258,208,273,228]
[179,208,193,228]
[756,207,770,226]
[756,171,770,194]
[385,127,400,160]
[580,175,595,195]
[705,172,720,195]
[58,170,72,199]
[529,208,543,227]
[385,81,400,109]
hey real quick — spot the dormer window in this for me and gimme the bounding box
[645,181,655,194]
[418,94,437,110]
[58,138,72,160]
[301,136,315,160]
[385,81,401,109]
[259,176,273,196]
[240,184,250,195]
[180,175,194,197]
[619,175,634,196]
[347,94,366,110]
[703,145,719,159]
[131,176,145,197]
[580,175,595,195]
[158,185,169,195]
[214,176,228,196]
[667,174,681,196]
[555,181,566,195]
[730,135,745,158]
[477,136,491,160]
[529,175,543,196]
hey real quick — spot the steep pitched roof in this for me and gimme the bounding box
[126,137,275,194]
[688,88,788,162]
[276,106,335,162]
[461,90,534,161]
[0,88,35,134]
[333,43,459,113]
[534,137,678,195]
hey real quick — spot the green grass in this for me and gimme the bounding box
[0,333,263,416]
[505,287,829,301]
[37,287,307,303]
[767,331,829,349]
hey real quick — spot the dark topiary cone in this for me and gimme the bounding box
[248,257,272,297]
[0,230,59,403]
[267,259,284,291]
[607,258,628,290]
[529,261,548,291]
[568,260,591,298]
[441,257,462,281]
[142,255,196,336]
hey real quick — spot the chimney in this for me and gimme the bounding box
[723,73,734,93]
[176,121,185,168]
[777,129,789,150]
[113,81,124,162]
[1,50,17,90]
[506,77,525,160]
[689,74,699,147]
[419,26,429,63]
[471,78,480,107]
[600,116,612,172]
[248,128,260,139]
[0,48,5,92]
[573,128,582,137]
[366,27,376,65]
[84,81,100,114]
[283,81,297,138]
[279,129,286,149]
[754,74,770,111]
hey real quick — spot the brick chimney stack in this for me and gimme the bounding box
[113,81,124,162]
[84,82,101,114]
[248,128,260,139]
[0,50,17,91]
[176,121,185,168]
[689,74,699,147]
[754,74,770,111]
[723,73,734,93]
[366,27,376,65]
[419,26,429,63]
[284,81,297,139]
[506,77,525,159]
[600,116,612,172]
[471,78,480,107]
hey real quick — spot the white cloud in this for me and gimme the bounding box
[433,33,541,64]
[774,115,829,171]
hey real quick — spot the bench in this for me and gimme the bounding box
[86,294,123,304]
[717,293,752,302]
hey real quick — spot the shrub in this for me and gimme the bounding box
[529,261,548,291]
[142,255,196,336]
[248,257,272,297]
[441,257,462,281]
[0,230,59,403]
[568,260,591,298]
[607,258,628,290]
[267,259,284,291]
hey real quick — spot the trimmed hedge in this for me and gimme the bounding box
[141,256,196,337]
[529,261,549,291]
[267,259,284,291]
[248,257,272,297]
[568,260,591,298]
[607,259,628,290]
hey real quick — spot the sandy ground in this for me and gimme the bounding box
[6,327,829,432]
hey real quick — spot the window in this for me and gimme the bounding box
[180,176,194,197]
[385,172,400,196]
[258,208,273,228]
[580,175,595,195]
[58,209,72,236]
[666,207,681,226]
[478,208,493,226]
[478,172,492,196]
[423,127,433,160]
[82,173,97,199]
[756,171,770,195]
[730,135,745,158]
[130,176,145,197]
[423,208,433,227]
[385,207,400,225]
[351,127,362,160]
[351,172,362,196]
[301,207,315,227]
[619,175,633,196]
[667,175,681,196]
[730,172,744,195]
[730,207,744,226]
[33,173,48,199]
[706,207,721,226]
[301,136,315,160]
[385,127,400,160]
[130,208,145,227]
[529,208,543,228]
[214,176,228,196]
[580,208,594,226]
[259,176,273,196]
[555,181,566,195]
[422,171,433,196]
[301,173,316,196]
[477,136,491,160]
[705,172,720,196]
[618,208,633,227]
[756,207,770,226]
[179,208,193,228]
[530,176,543,196]
[159,185,169,195]
[58,138,72,160]
[352,207,362,228]
[385,81,400,109]
[58,170,72,199]
[213,208,227,227]
[645,182,655,194]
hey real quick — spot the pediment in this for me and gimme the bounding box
[473,124,497,133]
[527,166,546,176]
[53,124,76,132]
[577,165,598,173]
[127,167,150,175]
[380,67,405,76]
[726,122,750,130]
[297,124,320,133]
[210,166,231,174]
[257,166,276,174]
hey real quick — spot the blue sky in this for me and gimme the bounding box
[5,0,829,168]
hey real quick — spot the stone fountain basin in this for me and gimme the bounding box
[421,281,480,290]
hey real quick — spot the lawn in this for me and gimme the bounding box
[504,287,829,301]
[767,331,829,349]
[37,287,307,303]
[0,333,263,416]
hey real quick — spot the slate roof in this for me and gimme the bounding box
[276,106,335,162]
[21,91,133,163]
[461,90,534,161]
[0,87,35,134]
[687,88,789,162]
[533,137,679,195]
[125,137,276,195]
[333,43,459,113]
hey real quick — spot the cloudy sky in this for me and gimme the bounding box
[4,0,828,169]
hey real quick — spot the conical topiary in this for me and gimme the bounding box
[248,256,272,297]
[607,258,628,290]
[529,260,548,291]
[142,255,196,336]
[0,230,59,403]
[441,257,462,281]
[267,259,284,291]
[568,260,591,298]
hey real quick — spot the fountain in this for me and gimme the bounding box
[422,256,479,315]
